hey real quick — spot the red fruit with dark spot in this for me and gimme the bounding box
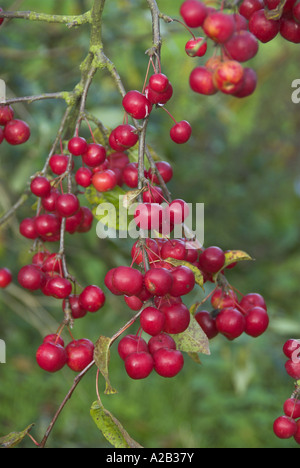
[144,267,173,296]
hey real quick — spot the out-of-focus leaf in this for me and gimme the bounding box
[0,424,35,448]
[172,315,210,356]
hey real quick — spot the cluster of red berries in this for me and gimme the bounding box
[273,339,300,444]
[180,0,300,99]
[36,334,95,373]
[195,288,269,341]
[120,71,192,145]
[0,105,30,146]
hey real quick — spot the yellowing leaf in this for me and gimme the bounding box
[0,424,35,448]
[223,250,253,268]
[172,315,210,356]
[90,401,143,448]
[94,336,117,395]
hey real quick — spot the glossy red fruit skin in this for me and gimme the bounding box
[238,0,264,19]
[0,268,12,288]
[283,398,300,419]
[92,170,117,192]
[149,73,170,93]
[161,239,186,261]
[122,90,152,119]
[203,12,235,43]
[144,267,173,296]
[180,0,207,28]
[153,348,184,378]
[283,339,300,359]
[161,303,191,335]
[18,265,45,291]
[145,83,173,105]
[170,121,192,144]
[148,333,177,355]
[142,186,164,204]
[233,67,257,98]
[211,288,238,310]
[66,339,94,372]
[140,307,166,336]
[244,306,269,337]
[224,31,259,62]
[285,359,300,379]
[273,416,297,439]
[185,37,207,57]
[82,143,107,167]
[134,203,164,231]
[79,285,106,312]
[43,334,65,347]
[68,136,88,156]
[30,176,51,198]
[47,276,72,299]
[0,105,14,125]
[63,295,87,319]
[36,342,67,373]
[189,67,218,95]
[170,266,196,297]
[118,335,149,361]
[194,310,219,339]
[4,119,30,145]
[77,206,94,233]
[109,124,138,151]
[112,266,144,297]
[49,154,70,175]
[239,292,267,313]
[213,60,245,95]
[56,193,80,218]
[19,217,38,240]
[34,214,61,239]
[215,307,246,340]
[248,9,280,43]
[148,161,173,184]
[41,189,60,212]
[198,246,225,273]
[280,16,300,43]
[124,352,154,379]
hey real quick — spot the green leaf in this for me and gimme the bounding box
[0,424,35,448]
[90,401,143,448]
[172,315,210,356]
[164,258,204,289]
[94,336,117,395]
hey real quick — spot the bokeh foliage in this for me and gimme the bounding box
[0,0,300,448]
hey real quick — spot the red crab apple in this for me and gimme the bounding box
[36,342,67,373]
[66,339,94,372]
[189,66,218,95]
[248,9,280,43]
[195,310,219,339]
[203,12,235,43]
[170,121,192,144]
[213,60,245,94]
[185,37,207,57]
[153,348,184,378]
[68,136,88,156]
[118,334,149,361]
[149,73,170,93]
[92,170,117,192]
[0,105,14,125]
[180,0,207,28]
[273,416,297,439]
[0,268,12,288]
[79,285,106,312]
[4,119,30,145]
[124,352,154,379]
[122,90,152,119]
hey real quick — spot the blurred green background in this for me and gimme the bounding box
[0,0,300,448]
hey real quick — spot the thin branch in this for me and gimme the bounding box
[0,190,30,227]
[1,92,73,106]
[0,10,91,26]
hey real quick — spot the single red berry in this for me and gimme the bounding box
[165,199,190,225]
[213,60,245,95]
[0,105,14,125]
[149,73,170,93]
[18,265,45,291]
[203,12,235,43]
[30,176,51,198]
[68,136,88,156]
[239,293,267,313]
[170,266,196,297]
[153,348,184,378]
[49,154,70,175]
[19,217,38,240]
[109,125,138,151]
[161,239,186,261]
[224,31,259,62]
[180,0,207,28]
[122,90,152,119]
[112,266,144,297]
[134,203,165,231]
[36,342,67,373]
[244,306,269,337]
[47,276,73,299]
[238,0,264,19]
[76,206,94,233]
[124,352,154,380]
[75,167,93,188]
[194,310,219,339]
[285,359,300,380]
[189,66,218,96]
[92,170,117,192]
[4,119,30,145]
[148,333,177,355]
[283,339,300,359]
[215,307,245,340]
[118,335,149,361]
[211,288,238,310]
[0,268,12,288]
[66,339,94,372]
[273,416,297,439]
[144,267,173,297]
[248,9,280,43]
[43,334,65,347]
[56,193,80,218]
[185,37,208,57]
[124,295,143,311]
[161,302,191,335]
[198,246,225,273]
[233,67,257,99]
[140,306,166,336]
[148,161,173,184]
[41,188,60,212]
[82,143,107,167]
[145,83,173,105]
[63,295,87,319]
[79,285,106,312]
[283,398,300,419]
[170,120,192,144]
